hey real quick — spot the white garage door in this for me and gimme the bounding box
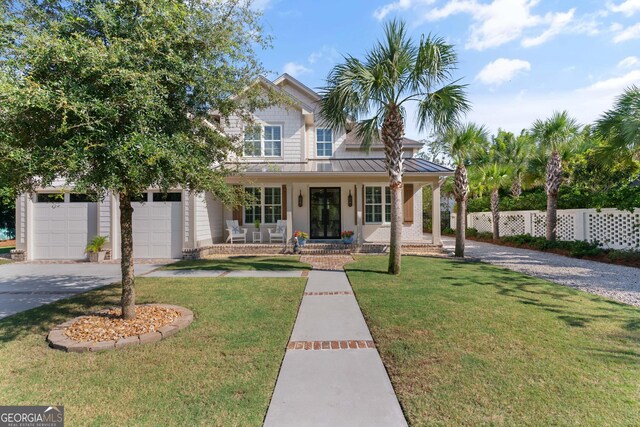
[33,197,97,260]
[132,194,183,259]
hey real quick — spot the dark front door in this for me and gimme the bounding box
[310,188,341,239]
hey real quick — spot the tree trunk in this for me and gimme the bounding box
[382,104,405,275]
[511,177,522,198]
[119,193,136,320]
[545,150,562,241]
[491,188,500,241]
[453,163,469,257]
[455,196,466,257]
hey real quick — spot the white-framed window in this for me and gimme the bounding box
[316,128,333,157]
[243,125,282,157]
[365,186,392,224]
[244,187,262,224]
[244,186,282,224]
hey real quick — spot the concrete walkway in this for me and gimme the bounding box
[442,236,640,307]
[264,268,407,426]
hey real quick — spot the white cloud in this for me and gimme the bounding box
[618,56,640,68]
[374,0,426,21]
[421,0,579,50]
[608,0,640,16]
[582,69,640,92]
[476,58,531,85]
[308,46,341,64]
[282,62,312,78]
[522,9,575,47]
[613,22,640,42]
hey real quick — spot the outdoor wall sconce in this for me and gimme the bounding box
[298,190,303,207]
[348,190,353,207]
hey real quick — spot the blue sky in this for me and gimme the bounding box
[255,0,640,140]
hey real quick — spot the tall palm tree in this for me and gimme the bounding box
[531,111,580,241]
[319,20,469,274]
[442,123,489,257]
[477,163,511,241]
[595,85,640,159]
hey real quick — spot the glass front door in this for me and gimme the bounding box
[309,188,341,239]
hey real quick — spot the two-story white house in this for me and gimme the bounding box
[12,74,452,261]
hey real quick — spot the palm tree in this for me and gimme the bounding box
[531,111,580,241]
[442,123,489,257]
[319,20,469,274]
[477,163,511,241]
[492,130,534,197]
[595,85,640,159]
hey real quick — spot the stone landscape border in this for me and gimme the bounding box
[47,304,194,352]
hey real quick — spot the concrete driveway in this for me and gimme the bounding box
[0,263,164,319]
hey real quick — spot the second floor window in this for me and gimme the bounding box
[316,128,333,157]
[243,125,282,157]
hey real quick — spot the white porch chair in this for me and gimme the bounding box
[226,220,248,244]
[268,220,287,244]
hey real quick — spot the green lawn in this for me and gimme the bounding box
[0,246,14,255]
[0,276,305,426]
[346,256,640,426]
[166,255,311,271]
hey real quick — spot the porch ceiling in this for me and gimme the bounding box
[223,158,453,178]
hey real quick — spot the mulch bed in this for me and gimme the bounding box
[64,305,180,343]
[48,304,194,352]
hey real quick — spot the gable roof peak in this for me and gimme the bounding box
[273,73,321,102]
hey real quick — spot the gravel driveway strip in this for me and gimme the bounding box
[441,237,640,307]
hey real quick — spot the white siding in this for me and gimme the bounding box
[195,193,224,246]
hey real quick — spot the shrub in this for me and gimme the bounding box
[442,227,456,235]
[466,228,478,237]
[85,235,108,253]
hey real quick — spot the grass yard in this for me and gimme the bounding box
[166,255,311,271]
[0,246,14,255]
[346,256,640,426]
[0,276,305,426]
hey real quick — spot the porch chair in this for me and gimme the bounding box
[226,220,248,244]
[268,220,287,244]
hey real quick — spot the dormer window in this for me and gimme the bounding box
[316,128,333,157]
[243,125,282,157]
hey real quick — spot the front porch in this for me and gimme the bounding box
[182,239,445,259]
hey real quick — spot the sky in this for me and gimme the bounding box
[255,0,640,140]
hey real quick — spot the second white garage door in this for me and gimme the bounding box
[132,195,183,259]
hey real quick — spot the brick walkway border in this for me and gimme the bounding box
[287,340,376,350]
[47,304,193,353]
[304,291,353,296]
[300,255,354,271]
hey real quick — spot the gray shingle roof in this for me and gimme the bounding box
[224,158,453,175]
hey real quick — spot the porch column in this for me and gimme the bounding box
[356,182,363,244]
[286,183,293,242]
[431,180,442,246]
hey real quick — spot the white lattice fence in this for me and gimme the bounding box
[452,208,640,250]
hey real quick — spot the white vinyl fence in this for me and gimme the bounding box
[451,208,640,250]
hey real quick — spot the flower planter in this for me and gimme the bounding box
[298,239,307,246]
[88,251,107,263]
[341,237,354,244]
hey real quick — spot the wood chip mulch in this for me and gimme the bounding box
[64,305,181,343]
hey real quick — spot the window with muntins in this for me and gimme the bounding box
[365,186,392,224]
[244,187,262,224]
[244,187,282,224]
[243,126,261,157]
[264,187,282,224]
[316,128,333,157]
[243,125,282,157]
[264,126,282,157]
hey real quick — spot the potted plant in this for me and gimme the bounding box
[294,230,309,246]
[86,235,108,262]
[254,219,261,230]
[341,230,355,244]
